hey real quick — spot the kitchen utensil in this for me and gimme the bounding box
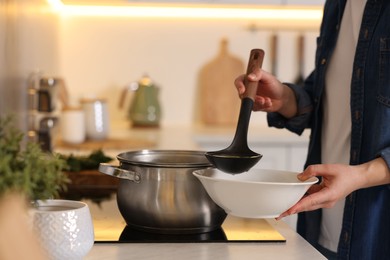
[27,72,69,151]
[98,150,227,234]
[205,49,264,174]
[294,34,305,85]
[119,75,161,127]
[37,77,60,112]
[81,97,110,140]
[193,168,318,218]
[198,38,244,125]
[37,116,58,152]
[270,33,278,75]
[61,107,86,144]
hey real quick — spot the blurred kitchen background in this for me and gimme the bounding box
[0,0,324,131]
[0,0,326,232]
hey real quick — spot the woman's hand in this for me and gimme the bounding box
[234,69,298,118]
[277,157,390,220]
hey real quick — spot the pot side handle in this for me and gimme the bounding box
[98,163,141,183]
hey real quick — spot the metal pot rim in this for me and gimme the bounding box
[116,149,213,168]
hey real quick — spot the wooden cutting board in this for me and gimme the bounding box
[197,38,245,126]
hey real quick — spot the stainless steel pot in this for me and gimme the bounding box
[99,150,227,234]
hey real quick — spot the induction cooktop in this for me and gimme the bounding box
[95,224,286,243]
[83,197,286,244]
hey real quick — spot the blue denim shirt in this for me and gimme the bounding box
[268,0,390,259]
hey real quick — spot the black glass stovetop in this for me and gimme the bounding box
[84,197,286,244]
[105,226,229,243]
[94,219,286,243]
[94,225,286,243]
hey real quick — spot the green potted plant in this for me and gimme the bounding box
[0,115,94,259]
[0,115,68,201]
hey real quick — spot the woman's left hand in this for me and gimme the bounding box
[276,160,384,220]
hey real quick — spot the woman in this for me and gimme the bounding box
[234,0,390,259]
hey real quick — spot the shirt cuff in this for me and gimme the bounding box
[267,83,313,135]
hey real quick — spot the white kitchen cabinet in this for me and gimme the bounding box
[253,143,307,172]
[289,144,308,171]
[252,145,288,170]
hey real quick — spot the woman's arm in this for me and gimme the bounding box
[277,157,390,219]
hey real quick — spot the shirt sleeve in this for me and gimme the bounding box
[267,83,313,136]
[378,148,390,173]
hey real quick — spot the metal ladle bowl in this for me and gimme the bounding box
[205,49,264,174]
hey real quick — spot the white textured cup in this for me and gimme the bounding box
[32,200,94,260]
[61,108,86,144]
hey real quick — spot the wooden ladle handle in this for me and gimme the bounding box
[243,49,265,100]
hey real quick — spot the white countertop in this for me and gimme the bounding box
[56,120,310,154]
[97,122,309,150]
[55,123,309,158]
[83,195,325,260]
[85,218,325,260]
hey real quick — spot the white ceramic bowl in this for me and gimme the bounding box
[193,168,318,219]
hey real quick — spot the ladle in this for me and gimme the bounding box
[205,49,264,174]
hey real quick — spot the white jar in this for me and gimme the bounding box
[81,98,109,140]
[61,107,86,144]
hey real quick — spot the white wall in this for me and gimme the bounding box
[59,15,319,127]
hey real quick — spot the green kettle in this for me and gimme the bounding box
[119,75,162,127]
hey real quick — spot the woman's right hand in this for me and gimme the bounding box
[234,69,298,118]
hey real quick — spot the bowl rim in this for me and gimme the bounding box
[33,199,88,213]
[192,169,319,186]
